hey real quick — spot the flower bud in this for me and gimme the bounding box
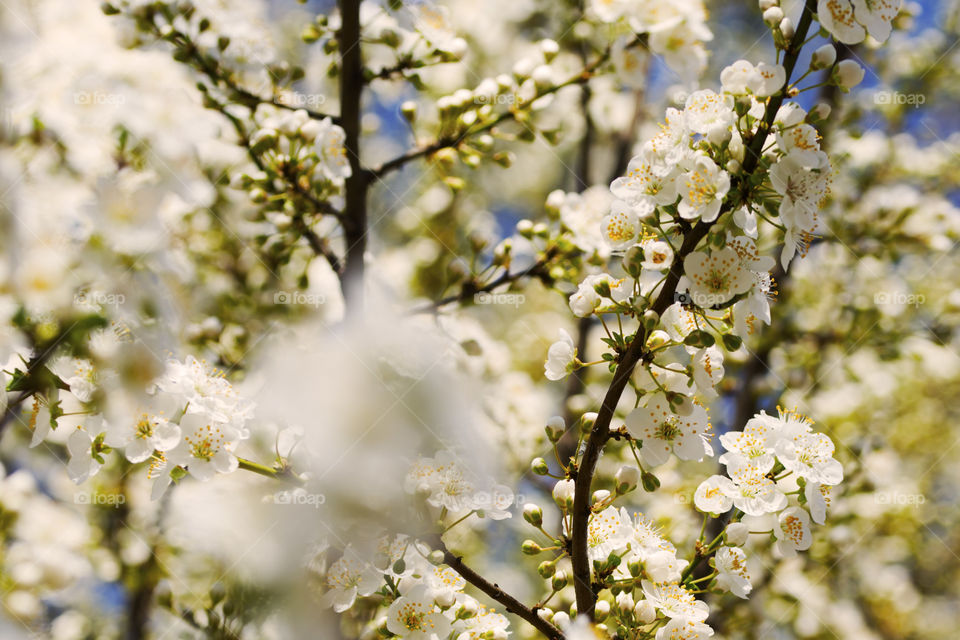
[434,590,456,608]
[592,489,611,508]
[623,244,645,277]
[531,457,549,475]
[762,6,784,25]
[580,412,597,434]
[615,465,641,494]
[538,560,557,578]
[551,571,568,591]
[540,39,560,62]
[400,100,417,122]
[594,599,611,622]
[641,309,659,331]
[779,17,794,39]
[545,415,565,442]
[616,592,635,612]
[811,103,832,119]
[552,479,576,508]
[523,503,544,527]
[725,522,750,546]
[835,59,865,90]
[758,0,778,9]
[522,539,542,555]
[641,469,661,492]
[811,44,837,69]
[458,598,478,618]
[634,599,656,624]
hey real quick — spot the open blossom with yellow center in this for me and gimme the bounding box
[641,580,710,621]
[655,618,715,640]
[611,147,679,209]
[584,507,633,562]
[601,201,643,249]
[106,411,181,463]
[723,459,788,516]
[386,586,452,640]
[684,247,753,307]
[164,413,239,482]
[694,475,735,514]
[776,431,844,485]
[683,89,736,143]
[818,0,866,43]
[626,393,713,466]
[775,506,812,556]
[678,155,730,222]
[320,550,383,612]
[715,546,752,598]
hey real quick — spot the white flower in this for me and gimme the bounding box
[66,428,103,484]
[601,201,643,249]
[454,604,510,639]
[714,546,752,598]
[691,346,724,399]
[694,475,735,514]
[750,62,786,98]
[655,618,715,640]
[677,156,730,222]
[684,248,753,307]
[625,393,712,466]
[585,507,633,563]
[775,506,812,556]
[641,239,674,271]
[641,580,709,621]
[720,59,757,95]
[775,432,844,485]
[560,186,614,254]
[645,549,688,583]
[153,356,254,431]
[776,124,822,168]
[615,465,641,492]
[545,329,577,381]
[661,303,697,342]
[804,481,832,524]
[164,413,240,482]
[321,550,383,612]
[106,412,181,463]
[851,0,901,42]
[568,274,632,317]
[647,108,693,167]
[386,585,453,640]
[811,44,837,69]
[818,0,866,43]
[315,118,352,182]
[611,148,679,209]
[723,459,788,516]
[683,90,736,144]
[589,0,631,22]
[835,59,865,89]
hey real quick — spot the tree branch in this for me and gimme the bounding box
[427,536,565,640]
[338,0,370,317]
[569,0,819,616]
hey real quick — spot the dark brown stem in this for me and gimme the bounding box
[338,0,370,316]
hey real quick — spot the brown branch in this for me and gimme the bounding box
[428,536,565,640]
[569,0,820,617]
[338,0,370,317]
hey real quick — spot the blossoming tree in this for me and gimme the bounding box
[1,0,957,638]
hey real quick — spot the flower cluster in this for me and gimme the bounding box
[405,451,516,522]
[60,356,255,498]
[315,537,511,640]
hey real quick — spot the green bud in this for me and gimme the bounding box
[641,470,661,492]
[531,457,549,475]
[538,561,556,578]
[521,540,542,555]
